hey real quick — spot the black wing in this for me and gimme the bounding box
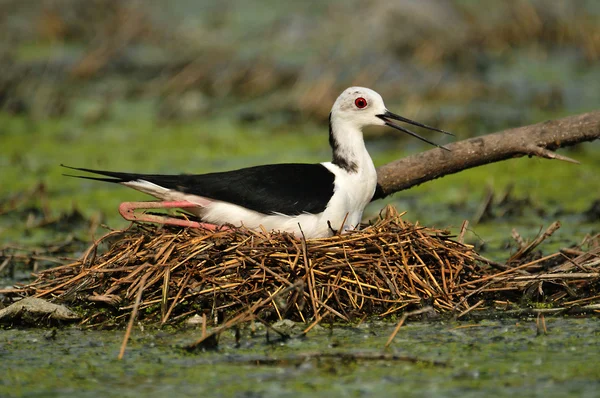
[62,164,336,215]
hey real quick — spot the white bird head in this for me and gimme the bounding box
[331,87,452,150]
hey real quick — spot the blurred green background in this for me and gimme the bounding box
[1,4,600,396]
[1,0,599,254]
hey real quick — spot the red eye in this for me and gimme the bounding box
[355,97,368,109]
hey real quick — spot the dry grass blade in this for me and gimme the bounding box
[508,222,561,263]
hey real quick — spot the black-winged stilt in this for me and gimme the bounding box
[64,87,451,238]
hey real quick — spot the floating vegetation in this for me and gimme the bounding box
[2,206,599,344]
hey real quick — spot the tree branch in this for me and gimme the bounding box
[374,110,600,199]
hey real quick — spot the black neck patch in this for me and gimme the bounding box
[328,113,358,173]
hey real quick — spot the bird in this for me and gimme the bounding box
[64,87,451,238]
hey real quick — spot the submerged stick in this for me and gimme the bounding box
[385,306,433,348]
[235,351,447,367]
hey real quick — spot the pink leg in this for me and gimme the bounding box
[118,201,223,230]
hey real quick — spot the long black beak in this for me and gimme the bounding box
[376,110,453,151]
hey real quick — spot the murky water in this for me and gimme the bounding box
[3,317,600,397]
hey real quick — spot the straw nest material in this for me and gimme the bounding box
[8,206,600,330]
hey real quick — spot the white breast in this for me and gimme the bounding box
[318,159,377,231]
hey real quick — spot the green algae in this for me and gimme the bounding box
[2,318,600,397]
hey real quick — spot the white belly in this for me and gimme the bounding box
[191,161,376,239]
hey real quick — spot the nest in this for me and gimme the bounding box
[7,206,600,334]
